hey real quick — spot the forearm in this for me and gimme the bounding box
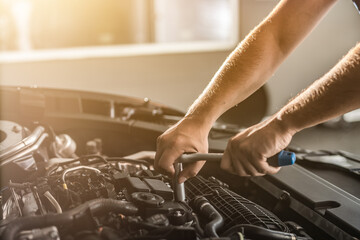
[185,0,337,131]
[185,25,283,130]
[276,43,360,134]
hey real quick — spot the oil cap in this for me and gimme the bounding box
[131,192,165,208]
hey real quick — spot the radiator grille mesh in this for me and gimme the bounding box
[185,176,289,232]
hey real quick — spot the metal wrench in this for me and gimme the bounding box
[173,150,296,201]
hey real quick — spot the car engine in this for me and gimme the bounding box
[0,120,315,240]
[1,87,359,240]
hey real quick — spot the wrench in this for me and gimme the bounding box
[173,150,296,201]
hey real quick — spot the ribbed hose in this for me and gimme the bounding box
[192,196,224,238]
[3,199,138,240]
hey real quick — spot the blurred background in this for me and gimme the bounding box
[0,0,359,115]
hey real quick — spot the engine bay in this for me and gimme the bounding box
[0,121,314,240]
[0,87,359,240]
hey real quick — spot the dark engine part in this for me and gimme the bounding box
[185,175,289,233]
[122,176,193,224]
[191,196,224,238]
[131,192,165,208]
[0,120,315,240]
[222,224,309,240]
[3,199,138,240]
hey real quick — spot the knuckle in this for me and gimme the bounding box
[172,135,185,146]
[187,169,198,178]
[227,137,234,147]
[162,166,175,176]
[242,169,250,176]
[257,167,267,174]
[230,139,242,151]
[157,135,168,146]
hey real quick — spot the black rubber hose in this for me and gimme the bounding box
[192,196,224,238]
[222,224,312,240]
[191,213,205,237]
[3,198,138,240]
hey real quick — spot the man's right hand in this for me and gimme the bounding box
[155,118,209,184]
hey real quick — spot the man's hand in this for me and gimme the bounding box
[221,116,294,176]
[154,0,337,181]
[221,42,360,177]
[155,118,209,183]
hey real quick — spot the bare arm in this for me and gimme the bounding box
[221,43,360,176]
[155,0,337,182]
[186,0,337,131]
[279,44,360,133]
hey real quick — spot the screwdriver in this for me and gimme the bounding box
[173,150,296,202]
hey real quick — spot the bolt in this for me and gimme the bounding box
[279,191,290,201]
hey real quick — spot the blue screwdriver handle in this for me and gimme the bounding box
[177,150,296,167]
[267,150,296,167]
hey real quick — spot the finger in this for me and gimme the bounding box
[241,157,265,176]
[157,148,182,176]
[253,154,282,175]
[178,160,206,183]
[154,149,166,172]
[241,154,267,176]
[154,136,164,170]
[254,158,281,175]
[154,150,161,170]
[220,142,234,172]
[231,154,250,176]
[220,151,232,172]
[220,152,237,175]
[264,164,281,175]
[227,144,250,176]
[251,158,269,175]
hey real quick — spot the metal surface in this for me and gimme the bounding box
[0,126,45,160]
[62,166,101,183]
[43,191,62,214]
[172,151,295,202]
[176,151,296,167]
[52,134,77,158]
[9,180,23,217]
[173,163,186,202]
[0,133,48,167]
[269,164,360,238]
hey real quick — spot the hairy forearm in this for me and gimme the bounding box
[184,0,336,131]
[184,27,280,130]
[277,43,360,133]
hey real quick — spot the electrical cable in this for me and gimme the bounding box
[44,191,62,213]
[61,166,101,189]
